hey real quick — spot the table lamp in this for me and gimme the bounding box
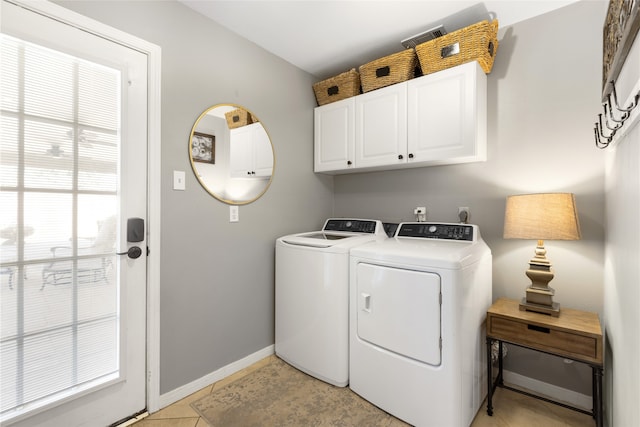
[503,193,581,316]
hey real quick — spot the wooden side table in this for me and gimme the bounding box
[486,298,603,427]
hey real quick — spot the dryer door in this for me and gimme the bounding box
[356,263,441,365]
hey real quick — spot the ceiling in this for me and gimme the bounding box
[178,0,580,80]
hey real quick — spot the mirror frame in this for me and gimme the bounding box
[189,103,275,205]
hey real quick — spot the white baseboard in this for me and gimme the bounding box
[503,369,592,411]
[156,345,275,411]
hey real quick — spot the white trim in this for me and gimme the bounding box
[156,345,275,410]
[145,45,162,415]
[5,0,163,418]
[502,369,593,411]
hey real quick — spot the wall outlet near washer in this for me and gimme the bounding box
[458,207,470,223]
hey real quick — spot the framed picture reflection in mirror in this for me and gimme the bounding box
[191,132,215,164]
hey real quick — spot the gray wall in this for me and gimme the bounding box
[333,0,607,395]
[55,0,333,394]
[56,0,611,404]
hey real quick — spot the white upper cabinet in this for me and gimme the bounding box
[355,83,407,168]
[314,98,355,172]
[230,122,273,178]
[407,61,486,165]
[314,61,487,174]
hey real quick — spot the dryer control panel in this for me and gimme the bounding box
[396,223,475,241]
[323,219,379,233]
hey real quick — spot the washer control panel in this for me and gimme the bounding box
[323,219,379,233]
[396,223,475,241]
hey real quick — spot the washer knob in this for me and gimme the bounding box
[428,225,437,233]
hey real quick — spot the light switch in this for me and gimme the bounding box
[230,205,239,222]
[173,170,186,190]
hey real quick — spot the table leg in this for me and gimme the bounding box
[498,341,504,386]
[592,367,596,419]
[593,366,603,427]
[486,336,493,416]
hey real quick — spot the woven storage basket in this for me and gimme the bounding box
[416,20,499,76]
[225,108,253,129]
[359,48,417,93]
[313,68,361,106]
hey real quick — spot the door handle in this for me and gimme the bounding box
[117,246,142,259]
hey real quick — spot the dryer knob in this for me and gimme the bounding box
[428,225,437,233]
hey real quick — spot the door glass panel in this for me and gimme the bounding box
[24,120,74,190]
[78,129,118,192]
[0,33,121,417]
[0,115,18,187]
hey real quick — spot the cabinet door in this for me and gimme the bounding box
[355,83,407,168]
[314,98,355,172]
[229,126,253,177]
[407,61,486,164]
[252,124,274,177]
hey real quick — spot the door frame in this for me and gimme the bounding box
[5,0,163,416]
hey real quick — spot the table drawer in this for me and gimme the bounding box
[489,316,597,360]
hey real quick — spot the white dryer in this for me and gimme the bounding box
[349,222,492,427]
[275,218,388,386]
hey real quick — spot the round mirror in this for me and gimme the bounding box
[189,104,275,205]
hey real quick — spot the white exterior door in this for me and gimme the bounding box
[1,1,148,425]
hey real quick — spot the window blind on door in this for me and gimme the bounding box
[1,34,121,418]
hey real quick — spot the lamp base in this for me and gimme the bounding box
[519,298,560,317]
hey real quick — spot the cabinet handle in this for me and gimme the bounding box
[408,153,414,159]
[347,160,352,166]
[398,155,403,160]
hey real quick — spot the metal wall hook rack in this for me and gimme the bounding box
[610,80,639,113]
[605,101,625,124]
[594,79,640,149]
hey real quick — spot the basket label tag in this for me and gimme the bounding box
[441,42,460,58]
[327,85,339,96]
[376,66,390,78]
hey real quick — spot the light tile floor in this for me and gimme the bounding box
[133,356,594,427]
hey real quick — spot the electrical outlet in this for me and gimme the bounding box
[229,205,239,222]
[414,206,427,222]
[458,207,470,223]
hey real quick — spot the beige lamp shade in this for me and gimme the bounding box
[503,193,581,316]
[504,193,581,241]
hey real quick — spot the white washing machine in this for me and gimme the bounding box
[275,218,388,386]
[349,222,492,427]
